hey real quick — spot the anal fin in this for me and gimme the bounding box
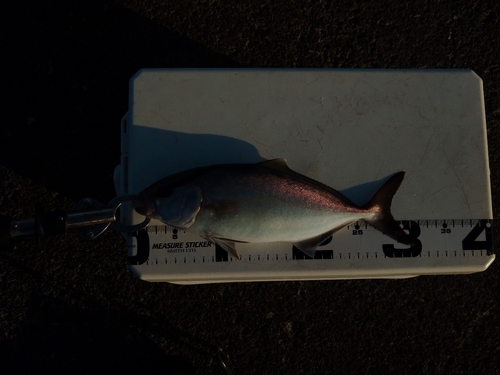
[293,233,332,258]
[293,223,353,258]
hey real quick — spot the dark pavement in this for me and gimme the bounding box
[1,1,499,374]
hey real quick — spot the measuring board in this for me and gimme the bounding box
[114,69,494,284]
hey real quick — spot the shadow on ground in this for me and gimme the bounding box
[2,0,240,202]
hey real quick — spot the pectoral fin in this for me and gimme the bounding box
[211,237,240,259]
[153,185,203,229]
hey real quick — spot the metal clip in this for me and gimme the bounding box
[108,195,151,233]
[3,195,151,249]
[70,197,114,239]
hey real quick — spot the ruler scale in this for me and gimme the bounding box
[123,219,494,283]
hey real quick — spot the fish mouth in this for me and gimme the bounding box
[135,199,157,216]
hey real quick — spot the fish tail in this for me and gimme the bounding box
[362,172,414,245]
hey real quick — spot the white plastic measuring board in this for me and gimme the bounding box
[114,68,494,284]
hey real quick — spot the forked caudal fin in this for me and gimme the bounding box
[362,172,414,246]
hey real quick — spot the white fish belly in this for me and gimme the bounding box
[254,211,374,243]
[192,205,374,243]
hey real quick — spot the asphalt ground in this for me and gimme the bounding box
[1,1,499,374]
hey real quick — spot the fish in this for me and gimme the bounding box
[136,159,412,259]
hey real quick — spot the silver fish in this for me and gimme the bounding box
[137,159,412,258]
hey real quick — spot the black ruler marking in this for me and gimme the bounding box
[138,219,494,265]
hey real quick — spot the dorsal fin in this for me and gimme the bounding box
[258,158,293,173]
[258,158,358,207]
